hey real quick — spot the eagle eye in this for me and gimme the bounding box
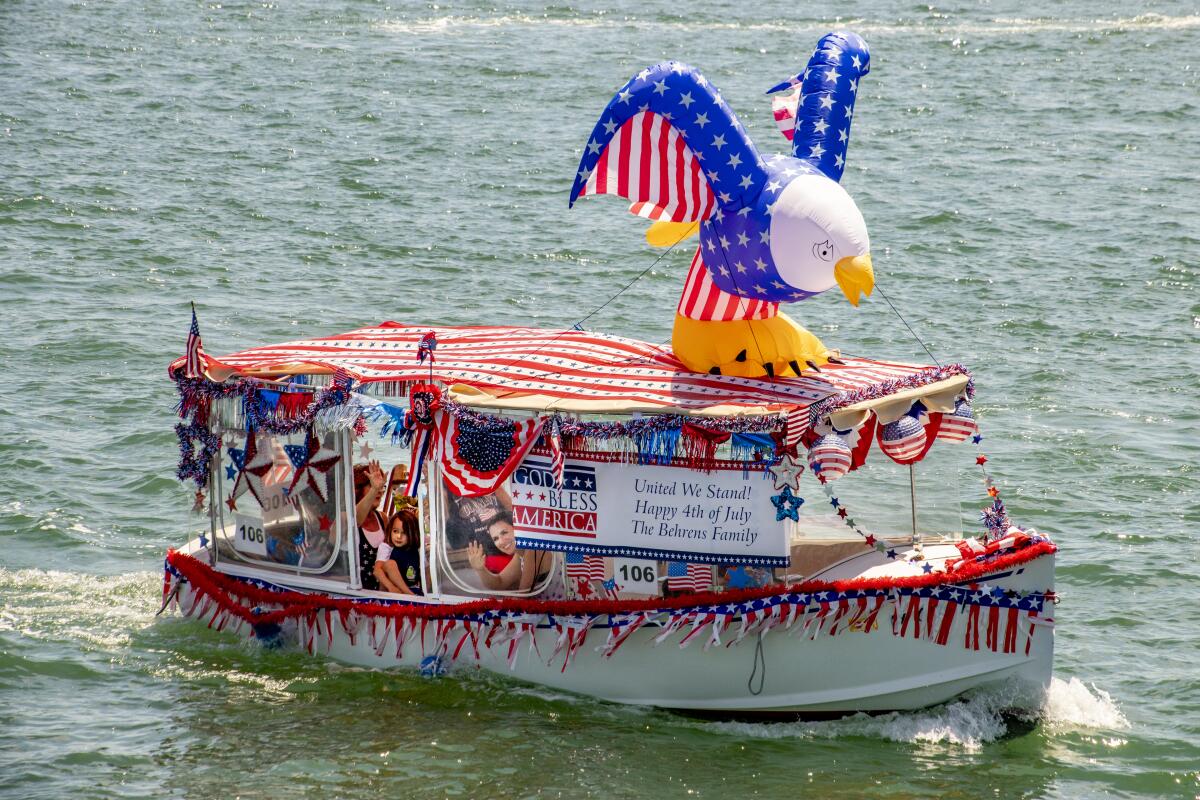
[812,239,834,262]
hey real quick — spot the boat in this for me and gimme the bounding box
[163,324,1055,715]
[161,31,1056,716]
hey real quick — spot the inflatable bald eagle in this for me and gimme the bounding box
[570,32,875,378]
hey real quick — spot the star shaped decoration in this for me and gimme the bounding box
[318,514,333,532]
[359,440,374,460]
[225,464,237,481]
[837,508,847,519]
[287,431,342,503]
[886,549,898,560]
[972,434,983,444]
[232,433,277,507]
[575,577,594,599]
[987,486,999,498]
[770,486,804,522]
[765,453,804,491]
[976,455,988,465]
[864,535,876,546]
[921,563,933,574]
[225,493,238,512]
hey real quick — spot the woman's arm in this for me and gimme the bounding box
[355,461,385,526]
[466,541,512,590]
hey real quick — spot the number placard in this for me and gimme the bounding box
[233,513,268,556]
[612,558,658,595]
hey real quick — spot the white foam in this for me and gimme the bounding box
[1039,675,1129,732]
[704,676,1128,751]
[375,13,1200,38]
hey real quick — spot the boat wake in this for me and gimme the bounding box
[703,677,1128,750]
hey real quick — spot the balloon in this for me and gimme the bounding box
[936,399,977,443]
[879,414,928,463]
[808,433,853,481]
[569,32,876,377]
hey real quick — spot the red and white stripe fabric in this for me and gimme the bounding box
[937,402,976,443]
[667,562,712,592]
[784,405,809,449]
[178,324,942,416]
[547,419,565,489]
[808,433,853,481]
[435,411,545,497]
[677,247,779,322]
[565,553,606,583]
[772,87,802,141]
[185,306,206,378]
[878,415,928,463]
[577,111,716,224]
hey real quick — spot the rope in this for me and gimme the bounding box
[873,283,942,367]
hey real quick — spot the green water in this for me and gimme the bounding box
[1,1,1197,797]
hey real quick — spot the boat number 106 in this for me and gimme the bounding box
[238,524,265,544]
[618,564,654,583]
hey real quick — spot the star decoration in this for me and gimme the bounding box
[987,486,999,498]
[770,486,804,522]
[972,434,983,444]
[886,549,898,560]
[225,464,237,481]
[976,455,988,465]
[575,577,594,599]
[359,440,374,460]
[287,430,342,504]
[837,508,847,519]
[225,494,238,512]
[318,514,333,532]
[765,453,805,491]
[864,535,876,546]
[921,563,933,574]
[232,433,277,507]
[192,490,206,513]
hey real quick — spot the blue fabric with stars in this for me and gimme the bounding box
[766,31,870,182]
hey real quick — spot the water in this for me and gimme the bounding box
[1,1,1197,797]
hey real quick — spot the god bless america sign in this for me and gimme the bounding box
[512,454,788,566]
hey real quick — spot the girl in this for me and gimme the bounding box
[374,508,423,595]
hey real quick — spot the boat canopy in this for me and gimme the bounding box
[173,322,968,420]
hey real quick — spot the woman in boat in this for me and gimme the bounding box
[353,461,386,590]
[373,508,423,595]
[466,513,547,592]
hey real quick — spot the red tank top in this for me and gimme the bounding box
[484,553,513,574]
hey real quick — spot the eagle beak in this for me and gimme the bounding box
[835,254,875,307]
[645,220,700,247]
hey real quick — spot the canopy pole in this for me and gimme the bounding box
[909,465,919,550]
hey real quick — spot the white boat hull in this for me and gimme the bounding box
[169,545,1054,715]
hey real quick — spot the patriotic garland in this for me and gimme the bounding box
[163,541,1056,670]
[808,363,974,426]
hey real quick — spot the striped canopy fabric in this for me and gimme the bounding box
[186,323,941,416]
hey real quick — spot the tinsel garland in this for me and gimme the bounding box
[808,363,974,426]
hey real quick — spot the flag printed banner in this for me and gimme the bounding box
[564,552,606,582]
[667,562,712,592]
[512,454,787,567]
[437,412,545,497]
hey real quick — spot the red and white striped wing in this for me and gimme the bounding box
[577,111,717,223]
[772,88,801,142]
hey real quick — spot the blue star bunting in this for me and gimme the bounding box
[886,549,898,560]
[227,447,246,470]
[225,464,237,481]
[921,563,933,573]
[972,434,983,444]
[770,486,804,521]
[829,497,840,508]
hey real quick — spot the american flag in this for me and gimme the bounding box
[937,399,976,443]
[437,411,545,497]
[807,433,852,480]
[547,417,564,488]
[417,330,437,364]
[667,561,711,593]
[184,304,205,378]
[565,552,606,582]
[878,413,928,463]
[331,366,354,389]
[784,405,809,449]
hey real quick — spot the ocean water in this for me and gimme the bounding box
[1,1,1197,797]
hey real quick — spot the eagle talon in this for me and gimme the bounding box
[805,360,822,373]
[708,366,722,375]
[762,363,775,378]
[735,349,748,362]
[789,360,803,376]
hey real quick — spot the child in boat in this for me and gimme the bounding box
[465,513,548,592]
[374,508,423,595]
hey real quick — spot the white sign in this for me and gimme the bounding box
[612,558,658,594]
[233,512,268,557]
[511,454,788,566]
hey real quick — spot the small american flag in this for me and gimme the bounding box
[332,366,354,389]
[565,552,606,582]
[417,331,437,364]
[184,304,205,378]
[667,562,711,593]
[548,417,564,488]
[784,405,809,448]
